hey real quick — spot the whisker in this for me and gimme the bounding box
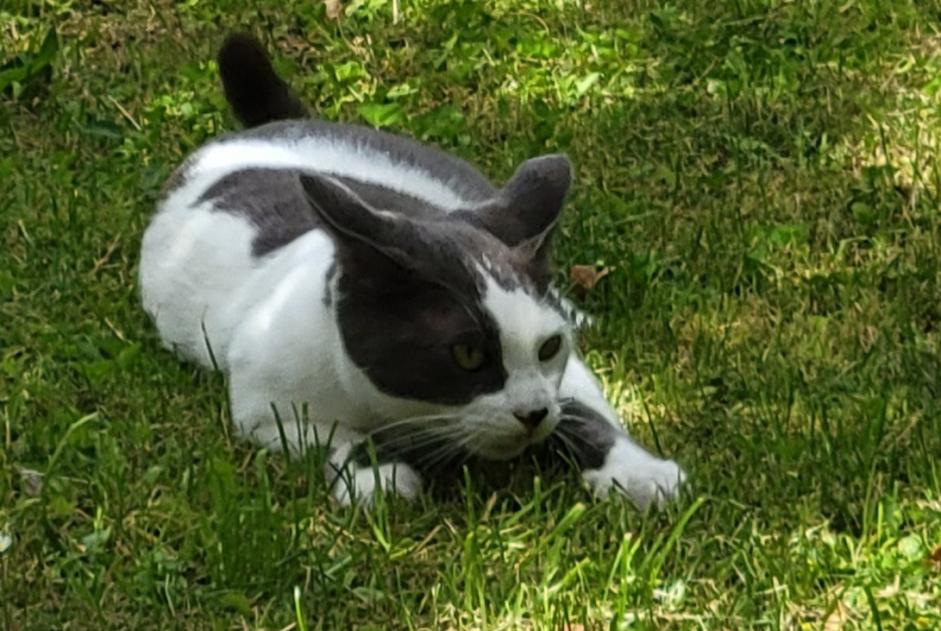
[417,433,467,463]
[364,412,468,445]
[372,430,462,457]
[416,430,475,469]
[359,420,477,466]
[553,429,578,455]
[363,429,454,453]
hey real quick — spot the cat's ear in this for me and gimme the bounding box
[475,154,571,246]
[473,154,571,279]
[299,173,423,270]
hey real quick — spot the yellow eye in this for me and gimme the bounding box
[452,343,485,371]
[538,335,563,361]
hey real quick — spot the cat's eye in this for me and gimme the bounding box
[452,343,486,371]
[538,335,563,361]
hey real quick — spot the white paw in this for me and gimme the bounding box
[583,439,686,511]
[329,454,422,506]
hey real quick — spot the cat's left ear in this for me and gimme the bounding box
[298,172,435,277]
[471,154,572,280]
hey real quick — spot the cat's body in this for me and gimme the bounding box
[140,34,685,509]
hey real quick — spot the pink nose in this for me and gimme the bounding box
[513,408,548,430]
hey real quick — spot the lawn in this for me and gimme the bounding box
[2,1,940,628]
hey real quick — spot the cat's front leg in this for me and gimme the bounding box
[227,373,422,505]
[226,329,423,505]
[229,393,422,504]
[327,442,423,506]
[556,401,686,511]
[556,359,686,511]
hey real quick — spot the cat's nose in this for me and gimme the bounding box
[514,408,548,430]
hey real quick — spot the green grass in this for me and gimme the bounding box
[2,0,940,628]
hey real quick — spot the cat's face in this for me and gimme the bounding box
[457,272,572,458]
[302,155,574,460]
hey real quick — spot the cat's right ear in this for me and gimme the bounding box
[463,155,571,285]
[467,154,571,250]
[299,173,423,270]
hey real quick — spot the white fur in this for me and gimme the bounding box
[139,202,256,367]
[583,439,686,511]
[172,137,471,212]
[558,355,620,424]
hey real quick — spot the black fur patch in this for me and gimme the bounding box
[197,168,318,256]
[334,243,508,405]
[548,400,619,470]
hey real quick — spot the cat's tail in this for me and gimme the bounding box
[218,33,308,128]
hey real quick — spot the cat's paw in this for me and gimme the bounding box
[582,439,686,511]
[331,459,422,506]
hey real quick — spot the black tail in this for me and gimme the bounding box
[217,33,308,128]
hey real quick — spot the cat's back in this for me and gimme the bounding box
[140,119,496,368]
[239,119,497,208]
[167,119,495,216]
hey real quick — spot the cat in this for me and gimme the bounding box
[139,33,686,510]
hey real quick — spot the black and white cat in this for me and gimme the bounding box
[139,34,685,509]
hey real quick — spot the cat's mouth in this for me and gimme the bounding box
[470,423,555,461]
[475,441,528,461]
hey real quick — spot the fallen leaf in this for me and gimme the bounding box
[569,264,609,298]
[928,544,941,569]
[324,0,343,20]
[18,466,43,496]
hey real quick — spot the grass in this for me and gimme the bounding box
[2,0,940,628]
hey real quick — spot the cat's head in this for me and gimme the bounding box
[301,155,573,460]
